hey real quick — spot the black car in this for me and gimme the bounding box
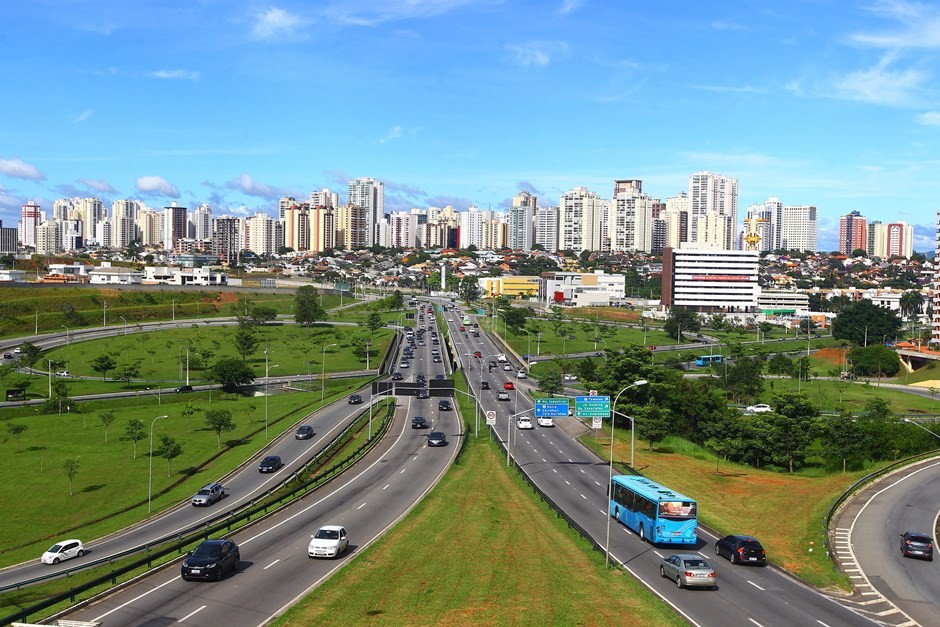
[348,394,363,404]
[900,531,934,560]
[295,425,314,440]
[434,374,445,380]
[427,431,448,446]
[181,539,240,581]
[480,381,490,390]
[175,385,193,393]
[715,535,766,565]
[438,400,452,411]
[391,372,404,381]
[416,374,427,384]
[417,389,430,399]
[259,455,283,473]
[412,416,429,429]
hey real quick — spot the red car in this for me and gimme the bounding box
[473,351,482,358]
[503,381,514,390]
[459,326,466,331]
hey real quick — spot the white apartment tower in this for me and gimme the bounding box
[458,206,484,249]
[78,198,106,244]
[348,177,384,246]
[36,219,62,255]
[246,212,278,256]
[778,205,817,252]
[18,200,43,248]
[534,206,559,252]
[112,200,141,248]
[192,204,213,241]
[310,188,339,209]
[689,171,738,249]
[609,187,654,253]
[559,187,605,253]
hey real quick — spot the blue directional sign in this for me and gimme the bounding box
[575,395,611,418]
[535,398,570,417]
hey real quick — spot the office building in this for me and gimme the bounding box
[661,247,760,313]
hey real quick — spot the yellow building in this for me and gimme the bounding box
[478,275,541,298]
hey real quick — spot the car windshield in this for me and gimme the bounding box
[315,529,340,540]
[658,501,696,519]
[197,488,211,496]
[263,457,278,464]
[48,544,64,552]
[684,559,708,568]
[192,543,222,558]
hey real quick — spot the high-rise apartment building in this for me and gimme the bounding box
[348,177,384,246]
[138,208,162,246]
[508,191,536,251]
[112,200,141,248]
[458,206,484,249]
[212,216,242,263]
[868,221,914,259]
[192,204,213,241]
[246,212,278,256]
[534,206,559,252]
[162,203,188,251]
[309,188,339,209]
[281,202,309,252]
[78,198,105,244]
[36,219,62,255]
[18,200,43,248]
[663,193,690,250]
[839,210,867,255]
[689,171,738,249]
[335,204,368,250]
[608,187,654,253]
[559,187,605,253]
[778,205,817,252]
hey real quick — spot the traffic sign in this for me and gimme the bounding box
[535,398,570,417]
[591,417,603,429]
[485,410,497,425]
[575,395,611,418]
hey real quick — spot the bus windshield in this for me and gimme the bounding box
[658,501,696,519]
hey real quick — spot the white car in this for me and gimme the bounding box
[516,371,527,379]
[502,364,512,371]
[563,374,577,381]
[308,525,349,558]
[55,370,70,377]
[41,539,84,564]
[537,416,555,427]
[516,417,533,429]
[497,354,507,362]
[746,404,773,413]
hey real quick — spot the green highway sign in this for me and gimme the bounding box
[575,395,611,418]
[535,398,570,417]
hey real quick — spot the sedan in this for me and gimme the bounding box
[660,554,717,589]
[746,404,772,413]
[258,455,283,473]
[391,372,404,380]
[295,425,314,440]
[417,389,430,399]
[181,539,240,581]
[715,535,766,565]
[537,416,555,427]
[427,431,448,446]
[438,400,452,411]
[503,381,515,390]
[41,539,84,564]
[900,531,934,560]
[348,394,363,404]
[473,351,482,358]
[412,416,429,429]
[480,381,490,390]
[308,525,349,558]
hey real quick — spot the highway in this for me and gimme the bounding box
[440,303,877,627]
[833,458,940,627]
[54,304,463,625]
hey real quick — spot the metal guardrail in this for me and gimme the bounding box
[0,402,395,627]
[822,448,940,563]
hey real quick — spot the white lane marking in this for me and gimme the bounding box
[816,621,831,627]
[580,493,587,500]
[747,581,766,591]
[747,619,766,627]
[400,468,406,474]
[594,481,600,486]
[552,468,558,473]
[542,458,547,462]
[93,576,179,621]
[177,605,207,623]
[383,484,390,490]
[579,469,586,474]
[653,550,664,558]
[263,559,280,570]
[357,502,367,510]
[564,480,571,486]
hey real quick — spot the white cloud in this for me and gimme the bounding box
[851,0,940,49]
[379,125,403,144]
[150,69,201,80]
[253,7,302,39]
[917,111,940,126]
[73,110,93,123]
[831,53,926,106]
[322,0,480,27]
[559,0,583,14]
[225,174,285,198]
[78,178,117,193]
[135,175,180,198]
[0,157,46,181]
[506,41,568,66]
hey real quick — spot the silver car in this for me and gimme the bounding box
[191,482,224,506]
[659,554,717,589]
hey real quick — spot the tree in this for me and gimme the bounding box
[721,355,765,403]
[848,344,901,377]
[16,341,42,368]
[295,285,327,326]
[389,290,405,310]
[362,312,384,338]
[821,411,866,472]
[249,306,278,326]
[537,362,563,396]
[500,307,529,332]
[575,357,598,383]
[233,327,260,362]
[159,434,183,476]
[114,360,142,385]
[207,357,256,392]
[205,409,236,449]
[767,353,796,377]
[90,354,117,381]
[457,276,482,305]
[63,457,80,496]
[122,419,147,459]
[636,405,671,452]
[831,300,903,346]
[768,393,819,472]
[99,410,117,443]
[6,423,27,452]
[664,307,700,341]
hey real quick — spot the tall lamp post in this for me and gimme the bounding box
[264,353,279,441]
[321,343,337,402]
[605,379,648,568]
[148,414,169,513]
[120,316,128,336]
[61,324,70,347]
[903,418,940,442]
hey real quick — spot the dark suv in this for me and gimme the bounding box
[715,535,766,565]
[438,400,452,411]
[181,539,240,581]
[900,531,934,560]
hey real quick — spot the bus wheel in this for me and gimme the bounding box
[639,524,645,541]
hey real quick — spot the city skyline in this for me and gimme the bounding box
[2,1,939,253]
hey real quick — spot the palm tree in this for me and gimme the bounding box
[899,290,925,340]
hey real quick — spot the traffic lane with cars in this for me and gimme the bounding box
[848,459,940,627]
[0,388,375,587]
[64,386,463,627]
[448,311,872,627]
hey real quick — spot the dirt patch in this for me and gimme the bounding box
[814,347,845,366]
[214,292,239,303]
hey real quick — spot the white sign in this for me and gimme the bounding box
[589,389,598,396]
[592,417,603,429]
[486,410,497,425]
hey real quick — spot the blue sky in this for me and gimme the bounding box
[1,0,938,253]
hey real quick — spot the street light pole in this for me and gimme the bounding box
[61,325,69,347]
[321,343,337,402]
[148,414,169,513]
[103,301,107,327]
[606,379,648,568]
[903,418,940,442]
[264,353,279,441]
[120,316,127,336]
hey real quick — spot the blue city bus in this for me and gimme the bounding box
[695,354,723,367]
[609,475,698,545]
